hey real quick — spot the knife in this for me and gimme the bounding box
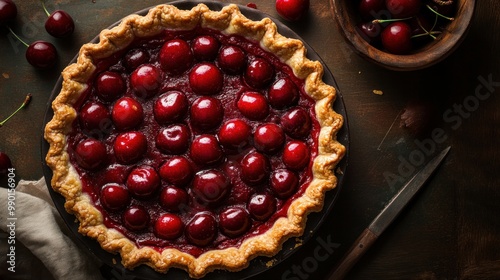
[328,146,451,280]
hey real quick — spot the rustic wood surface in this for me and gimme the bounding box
[0,0,498,279]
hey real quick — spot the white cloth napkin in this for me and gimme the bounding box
[0,178,103,280]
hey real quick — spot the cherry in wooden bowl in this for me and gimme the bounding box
[330,0,476,71]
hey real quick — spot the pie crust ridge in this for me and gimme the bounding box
[44,3,346,278]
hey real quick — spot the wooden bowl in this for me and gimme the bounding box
[330,0,476,71]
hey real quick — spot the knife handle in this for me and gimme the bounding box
[328,228,378,280]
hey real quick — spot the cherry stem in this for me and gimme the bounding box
[426,4,455,21]
[7,27,29,48]
[372,17,412,24]
[413,14,439,40]
[0,94,32,128]
[41,0,51,17]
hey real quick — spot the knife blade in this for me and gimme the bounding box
[328,146,451,280]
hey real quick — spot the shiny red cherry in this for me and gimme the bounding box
[26,41,57,69]
[190,96,223,131]
[253,123,285,154]
[271,169,299,198]
[154,213,184,240]
[245,58,274,89]
[219,207,251,238]
[159,39,193,75]
[0,0,17,26]
[281,107,312,139]
[153,91,189,125]
[275,0,310,21]
[357,21,383,45]
[217,119,252,150]
[237,91,269,121]
[156,124,191,155]
[159,186,189,212]
[159,156,194,187]
[123,205,149,231]
[79,101,111,133]
[268,78,299,109]
[100,183,130,211]
[218,45,246,74]
[241,151,270,185]
[282,140,310,171]
[130,64,161,99]
[111,97,143,130]
[185,212,217,247]
[192,169,230,205]
[113,131,147,164]
[74,138,107,170]
[96,71,126,102]
[45,10,74,38]
[190,134,223,166]
[192,35,220,61]
[189,63,223,95]
[124,48,150,70]
[248,193,276,221]
[381,21,413,54]
[126,165,160,198]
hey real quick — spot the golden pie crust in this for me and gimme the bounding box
[44,3,345,278]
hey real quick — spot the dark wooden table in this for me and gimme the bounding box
[1,0,499,279]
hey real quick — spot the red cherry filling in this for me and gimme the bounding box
[283,140,310,171]
[190,135,223,166]
[245,58,275,89]
[159,156,194,187]
[130,64,161,99]
[74,138,107,170]
[156,124,191,155]
[192,169,230,205]
[281,107,312,139]
[153,91,189,125]
[96,71,126,102]
[185,212,217,247]
[159,186,189,212]
[192,35,220,61]
[218,45,246,74]
[79,101,111,133]
[100,183,130,211]
[268,78,299,109]
[189,63,224,96]
[113,131,147,164]
[271,169,299,198]
[159,39,193,75]
[248,193,276,221]
[237,91,269,121]
[126,165,160,198]
[123,205,149,231]
[154,213,184,240]
[190,97,223,131]
[124,48,150,70]
[254,123,285,154]
[241,151,270,185]
[112,97,143,130]
[217,119,252,150]
[219,207,251,238]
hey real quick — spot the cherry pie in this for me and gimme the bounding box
[44,3,345,278]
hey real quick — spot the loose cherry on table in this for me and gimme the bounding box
[41,0,74,38]
[275,0,310,22]
[0,151,12,176]
[0,0,17,26]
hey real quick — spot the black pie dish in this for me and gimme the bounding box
[41,1,350,279]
